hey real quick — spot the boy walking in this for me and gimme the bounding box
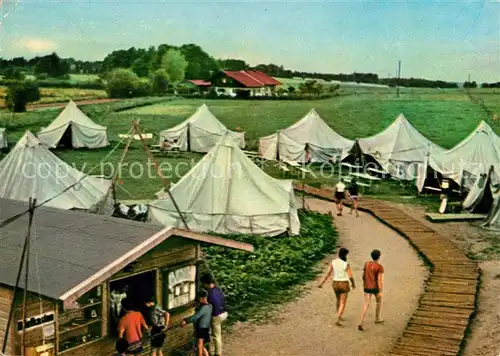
[145,297,170,356]
[181,290,213,356]
[358,249,385,331]
[201,273,228,356]
[118,299,149,354]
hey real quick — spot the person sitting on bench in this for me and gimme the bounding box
[160,139,172,151]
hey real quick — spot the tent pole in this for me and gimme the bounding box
[187,123,191,152]
[21,198,36,356]
[132,120,189,230]
[276,130,280,162]
[1,199,36,354]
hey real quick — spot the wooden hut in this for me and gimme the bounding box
[0,198,253,356]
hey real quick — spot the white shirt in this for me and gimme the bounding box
[331,258,349,281]
[335,182,346,193]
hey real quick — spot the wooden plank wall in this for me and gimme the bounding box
[294,183,480,356]
[0,287,14,355]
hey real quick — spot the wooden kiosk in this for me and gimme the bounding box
[0,198,253,356]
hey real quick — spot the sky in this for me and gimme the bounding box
[0,0,498,82]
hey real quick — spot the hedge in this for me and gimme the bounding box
[0,79,104,90]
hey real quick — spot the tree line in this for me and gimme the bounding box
[0,42,471,90]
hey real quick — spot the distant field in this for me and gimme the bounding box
[0,86,107,107]
[123,88,499,150]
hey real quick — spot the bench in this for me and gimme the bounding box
[350,172,381,181]
[342,162,364,170]
[119,133,154,140]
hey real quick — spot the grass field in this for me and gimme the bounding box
[0,88,498,202]
[0,86,107,108]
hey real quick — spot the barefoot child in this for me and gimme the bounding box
[348,179,360,217]
[358,249,384,331]
[333,178,346,216]
[181,290,213,356]
[318,248,355,326]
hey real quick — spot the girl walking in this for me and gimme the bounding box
[318,248,356,326]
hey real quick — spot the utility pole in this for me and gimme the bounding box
[396,60,402,98]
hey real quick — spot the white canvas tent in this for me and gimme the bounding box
[0,128,7,149]
[37,100,109,148]
[0,131,113,212]
[462,165,500,231]
[149,133,300,236]
[419,121,500,191]
[356,114,445,180]
[159,104,245,153]
[259,108,353,163]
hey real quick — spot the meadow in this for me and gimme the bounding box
[0,87,498,202]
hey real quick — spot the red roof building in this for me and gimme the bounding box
[188,80,212,86]
[209,70,281,97]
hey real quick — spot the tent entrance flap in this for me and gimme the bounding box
[59,125,73,148]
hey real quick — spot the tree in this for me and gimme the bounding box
[6,81,40,112]
[2,67,25,80]
[160,49,188,83]
[34,53,69,78]
[132,57,151,77]
[218,59,248,71]
[105,68,141,98]
[151,69,169,95]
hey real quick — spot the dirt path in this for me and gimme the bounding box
[223,198,428,356]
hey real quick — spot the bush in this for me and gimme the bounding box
[2,67,25,80]
[6,80,41,112]
[201,210,337,323]
[151,69,169,95]
[105,68,142,98]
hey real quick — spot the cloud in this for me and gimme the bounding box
[17,38,57,54]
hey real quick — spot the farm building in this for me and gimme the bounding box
[208,70,281,97]
[0,197,253,356]
[0,128,7,149]
[259,108,354,164]
[159,103,245,152]
[418,120,500,192]
[37,100,109,149]
[149,132,300,236]
[180,79,212,93]
[0,131,112,212]
[348,114,445,180]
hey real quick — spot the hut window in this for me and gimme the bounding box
[58,286,103,353]
[164,264,196,310]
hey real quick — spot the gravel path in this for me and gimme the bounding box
[223,198,428,356]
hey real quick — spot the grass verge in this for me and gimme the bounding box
[199,209,337,325]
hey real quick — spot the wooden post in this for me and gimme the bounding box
[1,204,31,354]
[21,198,36,356]
[132,120,189,231]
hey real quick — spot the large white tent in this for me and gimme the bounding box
[418,121,500,191]
[259,108,353,163]
[37,100,109,149]
[148,133,300,236]
[0,128,7,149]
[159,104,245,153]
[355,114,445,180]
[462,165,500,231]
[0,131,113,212]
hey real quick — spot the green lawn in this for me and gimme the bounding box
[0,88,498,201]
[122,88,498,149]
